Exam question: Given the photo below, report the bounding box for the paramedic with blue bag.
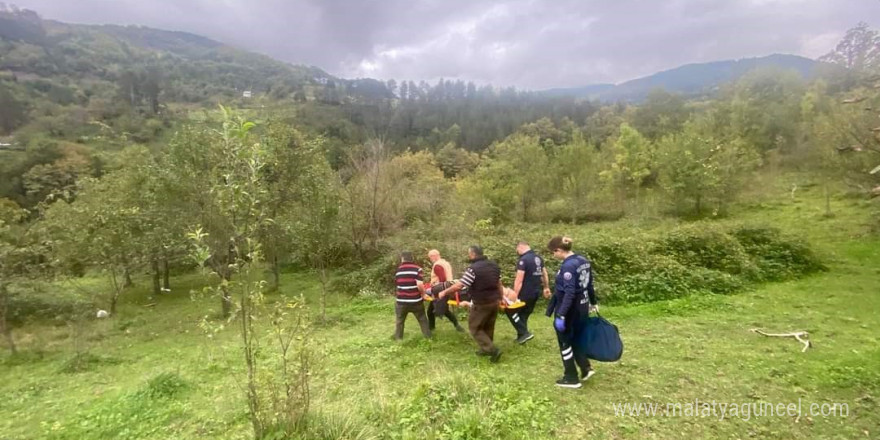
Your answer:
[546,236,598,389]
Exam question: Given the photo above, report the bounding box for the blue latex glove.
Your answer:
[554,316,566,332]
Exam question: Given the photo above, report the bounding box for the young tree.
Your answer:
[0,199,36,354]
[600,123,654,202]
[185,109,311,438]
[42,168,150,315]
[657,117,761,215]
[163,112,249,317]
[474,133,552,222]
[259,123,328,290]
[290,159,342,323]
[436,142,480,178]
[553,130,601,218]
[341,139,399,257]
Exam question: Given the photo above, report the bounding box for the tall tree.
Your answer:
[821,23,880,196]
[819,22,880,71]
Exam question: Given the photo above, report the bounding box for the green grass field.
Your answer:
[1,182,878,440]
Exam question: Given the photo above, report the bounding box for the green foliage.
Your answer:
[330,257,398,296]
[631,89,691,140]
[436,142,480,178]
[59,352,123,374]
[657,116,761,215]
[657,227,759,277]
[342,142,449,256]
[5,284,92,326]
[600,123,654,200]
[721,67,806,155]
[136,372,190,399]
[48,373,192,439]
[471,133,553,222]
[40,152,162,313]
[271,412,376,440]
[548,130,608,222]
[378,379,553,440]
[0,82,28,133]
[571,224,823,304]
[732,226,826,281]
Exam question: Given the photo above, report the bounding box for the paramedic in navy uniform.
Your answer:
[545,236,599,389]
[506,241,550,344]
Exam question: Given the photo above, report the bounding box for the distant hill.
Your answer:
[543,54,820,102]
[0,7,338,109]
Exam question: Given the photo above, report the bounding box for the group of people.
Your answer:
[392,236,599,389]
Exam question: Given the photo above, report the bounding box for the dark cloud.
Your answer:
[12,0,880,89]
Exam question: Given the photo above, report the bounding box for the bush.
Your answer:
[604,254,693,303]
[7,284,92,326]
[732,226,826,281]
[689,267,747,295]
[136,372,189,399]
[330,257,398,296]
[59,352,122,373]
[657,226,759,278]
[342,223,824,306]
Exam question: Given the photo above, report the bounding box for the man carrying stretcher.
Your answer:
[425,250,465,333]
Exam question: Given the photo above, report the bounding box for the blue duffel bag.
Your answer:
[576,313,623,362]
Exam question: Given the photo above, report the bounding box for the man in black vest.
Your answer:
[438,245,503,363]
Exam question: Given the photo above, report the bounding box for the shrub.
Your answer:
[136,372,189,399]
[330,257,398,296]
[732,226,826,281]
[343,223,824,306]
[657,226,758,277]
[59,352,122,373]
[604,254,693,303]
[7,284,92,326]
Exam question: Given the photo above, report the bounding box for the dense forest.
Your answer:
[1,6,879,439]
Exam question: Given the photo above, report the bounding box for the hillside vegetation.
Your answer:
[1,7,879,440]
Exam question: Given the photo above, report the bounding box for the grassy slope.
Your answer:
[1,183,878,440]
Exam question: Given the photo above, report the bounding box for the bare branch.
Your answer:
[751,328,812,352]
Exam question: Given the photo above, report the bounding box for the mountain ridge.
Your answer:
[541,54,821,101]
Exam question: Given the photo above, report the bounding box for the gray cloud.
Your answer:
[11,0,880,89]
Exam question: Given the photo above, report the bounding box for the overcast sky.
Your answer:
[11,0,880,89]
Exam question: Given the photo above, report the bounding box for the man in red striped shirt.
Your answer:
[393,251,432,340]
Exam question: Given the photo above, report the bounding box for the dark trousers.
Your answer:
[468,302,499,354]
[394,301,432,340]
[427,298,463,330]
[555,316,591,380]
[505,296,538,337]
